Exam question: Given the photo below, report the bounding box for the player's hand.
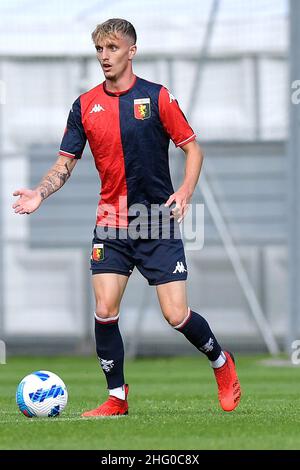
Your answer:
[164,185,192,223]
[12,188,43,215]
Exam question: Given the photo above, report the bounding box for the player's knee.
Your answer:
[163,306,189,328]
[95,302,119,319]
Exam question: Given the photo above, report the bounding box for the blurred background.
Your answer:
[0,0,298,357]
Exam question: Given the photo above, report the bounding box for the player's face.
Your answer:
[95,34,136,81]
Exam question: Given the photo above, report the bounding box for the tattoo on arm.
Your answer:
[38,160,74,200]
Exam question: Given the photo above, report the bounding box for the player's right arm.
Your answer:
[13,96,86,215]
[12,155,77,215]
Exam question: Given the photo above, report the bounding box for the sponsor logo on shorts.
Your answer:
[172,261,187,274]
[92,243,104,261]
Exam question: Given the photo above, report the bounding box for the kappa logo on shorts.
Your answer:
[134,98,151,120]
[172,261,187,274]
[92,243,104,261]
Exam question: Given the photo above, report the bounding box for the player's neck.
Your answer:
[105,71,136,93]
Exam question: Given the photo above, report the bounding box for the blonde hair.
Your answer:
[92,18,137,45]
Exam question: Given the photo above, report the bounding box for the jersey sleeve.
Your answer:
[158,86,196,147]
[58,96,87,159]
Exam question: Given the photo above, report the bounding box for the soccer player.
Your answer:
[12,18,241,417]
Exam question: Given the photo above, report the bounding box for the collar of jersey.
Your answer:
[103,75,138,97]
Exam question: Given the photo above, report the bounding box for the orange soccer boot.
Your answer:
[213,351,241,412]
[81,384,129,417]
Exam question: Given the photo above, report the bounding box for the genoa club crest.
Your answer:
[134,98,151,120]
[92,243,104,261]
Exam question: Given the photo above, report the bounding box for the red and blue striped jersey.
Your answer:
[59,76,196,228]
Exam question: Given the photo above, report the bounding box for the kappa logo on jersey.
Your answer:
[168,90,176,103]
[90,104,105,113]
[172,261,187,274]
[92,243,104,261]
[99,358,114,373]
[134,98,151,120]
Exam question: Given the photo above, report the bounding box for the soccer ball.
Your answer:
[16,370,68,418]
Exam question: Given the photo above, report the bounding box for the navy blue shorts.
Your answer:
[90,221,188,286]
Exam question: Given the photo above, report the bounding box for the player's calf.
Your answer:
[172,308,241,411]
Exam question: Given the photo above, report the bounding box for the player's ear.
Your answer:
[129,44,137,59]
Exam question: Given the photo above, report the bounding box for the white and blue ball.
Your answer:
[16,370,68,418]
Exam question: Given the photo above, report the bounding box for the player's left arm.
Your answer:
[165,140,204,223]
[159,86,203,222]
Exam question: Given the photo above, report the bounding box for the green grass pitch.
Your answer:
[0,355,299,450]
